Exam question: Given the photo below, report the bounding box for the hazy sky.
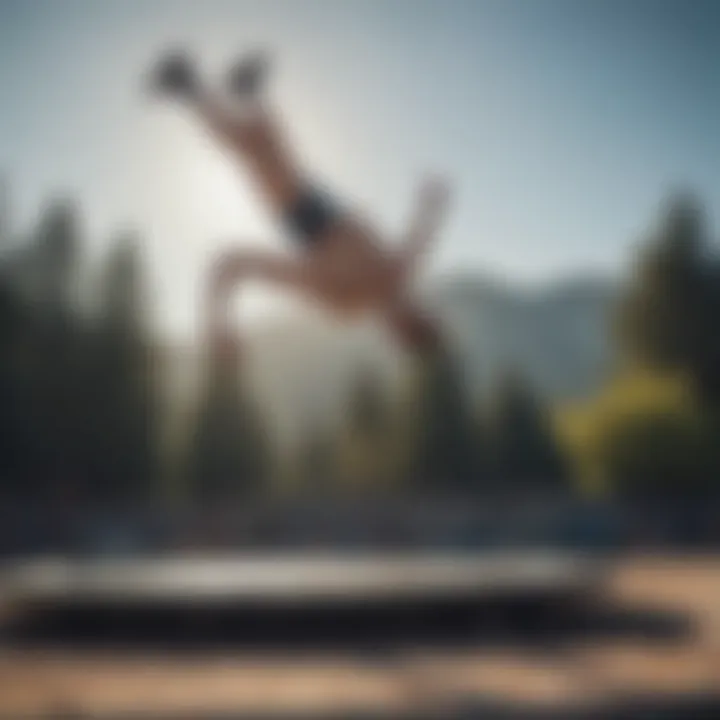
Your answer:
[1,0,720,337]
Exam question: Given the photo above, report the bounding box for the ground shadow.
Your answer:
[28,692,720,720]
[1,592,695,656]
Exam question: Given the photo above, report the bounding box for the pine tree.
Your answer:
[0,279,23,496]
[85,235,159,505]
[295,422,337,495]
[15,198,86,504]
[485,369,566,493]
[615,192,720,404]
[185,349,271,505]
[337,366,396,490]
[402,346,482,494]
[31,198,81,316]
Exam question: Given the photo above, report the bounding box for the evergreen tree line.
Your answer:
[560,193,720,502]
[0,199,158,509]
[2,189,719,510]
[0,193,566,509]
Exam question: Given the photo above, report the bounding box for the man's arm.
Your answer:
[398,175,452,277]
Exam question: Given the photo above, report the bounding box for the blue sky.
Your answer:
[1,0,719,336]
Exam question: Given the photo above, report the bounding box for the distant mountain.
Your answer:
[428,272,617,401]
[158,272,618,448]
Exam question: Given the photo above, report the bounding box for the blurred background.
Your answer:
[1,0,720,717]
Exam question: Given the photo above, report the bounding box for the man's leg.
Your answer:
[148,51,255,153]
[225,51,270,97]
[204,247,319,362]
[204,246,444,362]
[207,247,320,310]
[148,50,301,211]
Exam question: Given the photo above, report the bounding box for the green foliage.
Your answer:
[97,234,147,333]
[485,369,567,491]
[335,366,400,490]
[0,280,24,483]
[615,193,720,406]
[6,182,720,510]
[571,191,720,501]
[0,203,161,507]
[185,355,272,504]
[557,370,719,500]
[295,423,338,493]
[3,201,93,503]
[402,346,483,492]
[348,366,388,438]
[32,199,82,314]
[84,236,159,504]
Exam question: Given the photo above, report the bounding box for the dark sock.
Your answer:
[226,52,269,97]
[149,50,198,98]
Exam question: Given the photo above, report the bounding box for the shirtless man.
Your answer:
[148,50,449,356]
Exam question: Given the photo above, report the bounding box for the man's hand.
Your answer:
[418,174,451,213]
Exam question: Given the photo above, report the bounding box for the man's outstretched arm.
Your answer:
[397,175,452,279]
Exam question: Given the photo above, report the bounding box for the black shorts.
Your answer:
[283,186,340,247]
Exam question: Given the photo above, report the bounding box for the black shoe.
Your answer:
[226,51,269,97]
[147,50,198,98]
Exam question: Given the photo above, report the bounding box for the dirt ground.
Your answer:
[0,555,719,717]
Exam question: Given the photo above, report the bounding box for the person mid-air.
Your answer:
[148,49,450,355]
